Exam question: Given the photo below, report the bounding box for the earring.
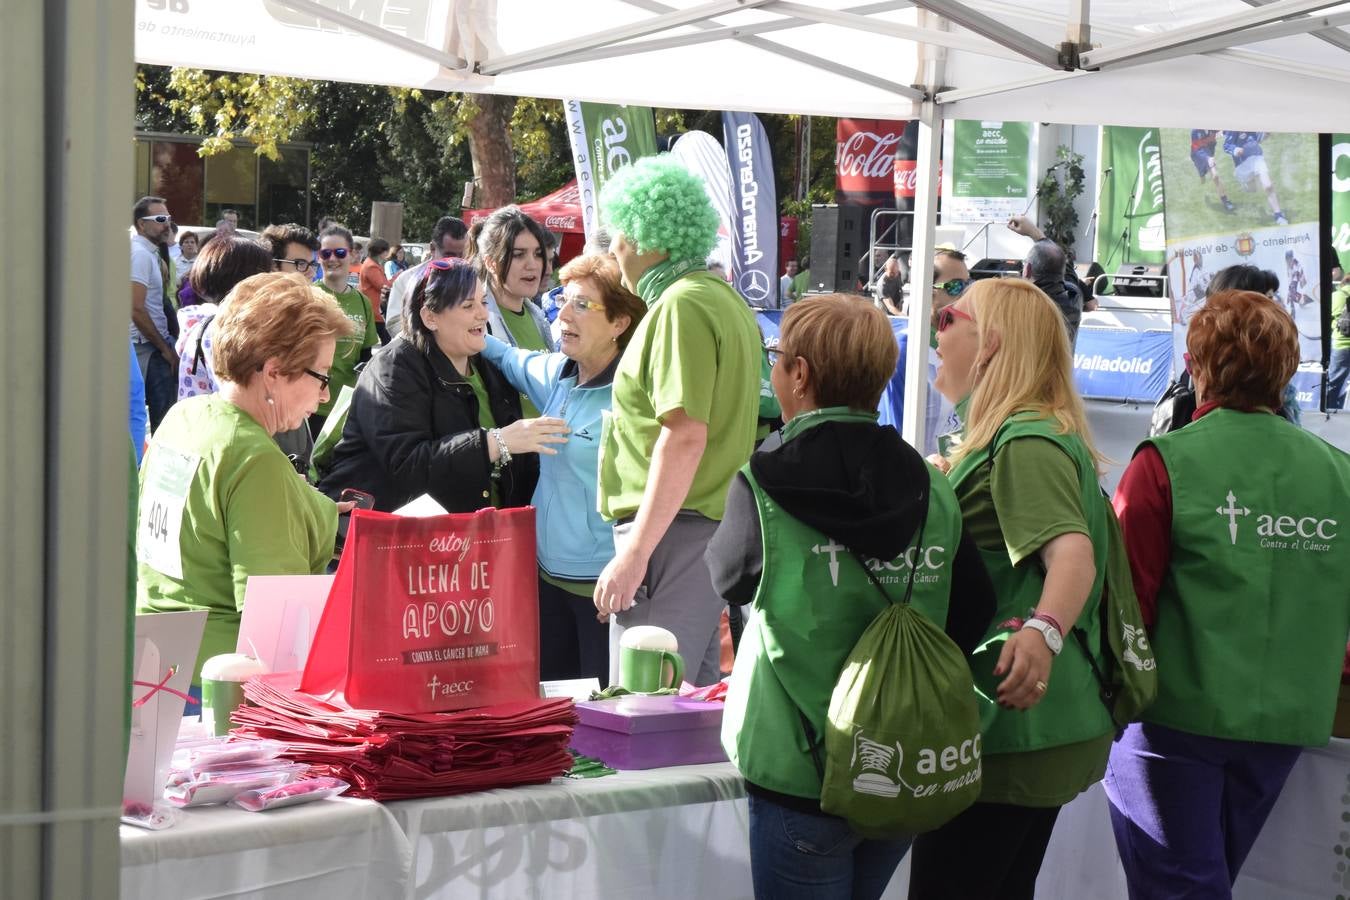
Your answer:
[266,395,275,406]
[793,388,804,399]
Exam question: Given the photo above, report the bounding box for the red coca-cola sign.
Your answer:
[893,159,943,199]
[837,118,909,204]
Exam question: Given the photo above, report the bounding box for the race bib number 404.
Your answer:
[137,449,200,580]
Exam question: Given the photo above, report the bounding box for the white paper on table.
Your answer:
[540,678,601,701]
[124,610,207,811]
[237,574,335,673]
[393,494,450,517]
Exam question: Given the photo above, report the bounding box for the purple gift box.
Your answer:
[571,695,728,770]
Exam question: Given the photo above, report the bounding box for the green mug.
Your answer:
[619,646,685,693]
[201,678,249,737]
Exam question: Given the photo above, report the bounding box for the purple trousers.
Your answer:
[1102,721,1301,900]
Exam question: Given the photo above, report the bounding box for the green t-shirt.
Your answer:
[499,305,547,417]
[599,271,762,522]
[318,283,378,416]
[954,436,1111,806]
[135,395,338,685]
[463,362,499,507]
[540,570,596,599]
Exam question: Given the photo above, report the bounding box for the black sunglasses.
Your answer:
[304,368,331,389]
[319,248,349,260]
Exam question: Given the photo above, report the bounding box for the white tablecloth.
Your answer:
[120,796,410,900]
[121,742,1350,900]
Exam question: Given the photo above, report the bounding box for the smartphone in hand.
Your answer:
[338,488,376,511]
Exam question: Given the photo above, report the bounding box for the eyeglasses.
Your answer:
[939,279,968,297]
[304,368,331,390]
[766,347,786,366]
[561,294,604,314]
[140,214,171,224]
[318,248,349,260]
[276,257,314,274]
[935,305,976,333]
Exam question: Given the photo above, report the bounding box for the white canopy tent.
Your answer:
[134,0,1350,448]
[9,2,1350,895]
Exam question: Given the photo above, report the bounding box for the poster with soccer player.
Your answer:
[1159,129,1321,396]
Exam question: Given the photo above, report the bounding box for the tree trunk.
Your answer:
[467,94,517,207]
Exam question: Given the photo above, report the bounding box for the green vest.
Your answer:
[1145,409,1350,745]
[948,414,1114,754]
[722,408,966,799]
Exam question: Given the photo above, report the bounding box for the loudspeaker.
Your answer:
[1114,263,1165,298]
[809,204,871,293]
[970,258,1022,280]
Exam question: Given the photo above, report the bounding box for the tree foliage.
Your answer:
[134,65,837,257]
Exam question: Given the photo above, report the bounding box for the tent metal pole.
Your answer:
[269,0,468,70]
[1067,0,1090,45]
[909,0,1064,68]
[1082,9,1350,71]
[481,0,776,75]
[1241,0,1350,53]
[902,100,941,452]
[1080,0,1342,69]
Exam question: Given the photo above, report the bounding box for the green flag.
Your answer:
[1331,135,1350,270]
[1096,127,1167,267]
[564,101,658,239]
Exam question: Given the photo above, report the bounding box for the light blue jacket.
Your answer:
[480,335,614,580]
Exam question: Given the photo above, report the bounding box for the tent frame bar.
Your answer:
[270,0,468,70]
[765,1,1032,62]
[494,0,914,72]
[1085,9,1350,71]
[1080,0,1343,69]
[910,0,1065,68]
[615,0,925,105]
[1242,0,1350,52]
[481,0,777,75]
[936,69,1085,104]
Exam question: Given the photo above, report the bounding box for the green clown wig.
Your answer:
[600,154,720,265]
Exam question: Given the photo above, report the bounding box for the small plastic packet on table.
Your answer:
[230,777,350,812]
[165,763,309,808]
[171,737,286,774]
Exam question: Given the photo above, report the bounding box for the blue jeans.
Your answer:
[1328,347,1350,410]
[134,341,178,433]
[748,793,911,900]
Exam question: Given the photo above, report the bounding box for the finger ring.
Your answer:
[1034,680,1048,693]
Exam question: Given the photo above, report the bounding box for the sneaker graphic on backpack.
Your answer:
[1122,624,1157,672]
[850,731,906,798]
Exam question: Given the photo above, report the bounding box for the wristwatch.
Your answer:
[1021,617,1063,655]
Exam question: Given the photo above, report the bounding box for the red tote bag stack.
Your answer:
[229,507,576,799]
[302,506,540,713]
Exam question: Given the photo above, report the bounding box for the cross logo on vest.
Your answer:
[1216,489,1338,552]
[1216,490,1250,545]
[811,540,845,586]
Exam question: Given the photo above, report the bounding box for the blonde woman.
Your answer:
[908,278,1115,900]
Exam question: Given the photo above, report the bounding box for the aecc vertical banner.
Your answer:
[564,101,658,239]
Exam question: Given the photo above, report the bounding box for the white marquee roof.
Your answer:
[135,0,1350,130]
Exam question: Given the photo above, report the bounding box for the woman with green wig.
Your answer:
[592,154,763,686]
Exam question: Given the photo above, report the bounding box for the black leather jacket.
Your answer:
[317,337,538,513]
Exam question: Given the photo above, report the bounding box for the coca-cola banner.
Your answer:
[836,119,929,205]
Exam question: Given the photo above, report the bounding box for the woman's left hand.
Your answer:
[993,628,1054,710]
[336,500,358,515]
